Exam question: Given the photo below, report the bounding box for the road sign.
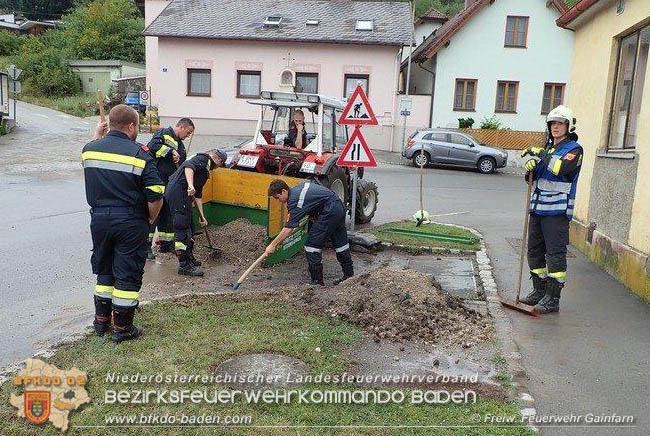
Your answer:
[139,90,150,106]
[339,84,377,126]
[10,81,21,94]
[337,126,377,167]
[400,97,412,111]
[400,109,410,116]
[7,64,22,81]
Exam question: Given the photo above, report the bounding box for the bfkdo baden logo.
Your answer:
[25,391,51,424]
[10,358,90,432]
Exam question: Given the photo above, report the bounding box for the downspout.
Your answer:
[389,49,401,153]
[416,60,435,128]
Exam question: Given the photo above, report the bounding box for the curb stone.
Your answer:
[428,221,539,432]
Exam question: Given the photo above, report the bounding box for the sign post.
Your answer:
[337,84,378,231]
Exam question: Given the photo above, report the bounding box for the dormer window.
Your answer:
[356,20,374,31]
[264,16,282,27]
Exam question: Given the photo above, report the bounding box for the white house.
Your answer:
[402,0,575,132]
[143,0,412,151]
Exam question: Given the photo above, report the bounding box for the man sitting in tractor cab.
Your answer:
[284,109,308,149]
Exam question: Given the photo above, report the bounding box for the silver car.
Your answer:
[402,129,508,174]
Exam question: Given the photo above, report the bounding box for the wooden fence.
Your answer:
[455,128,546,150]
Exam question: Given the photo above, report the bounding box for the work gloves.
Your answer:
[524,159,538,172]
[521,147,544,158]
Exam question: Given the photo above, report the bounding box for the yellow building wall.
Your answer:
[568,0,650,253]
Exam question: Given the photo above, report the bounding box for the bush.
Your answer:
[480,115,503,130]
[0,30,24,56]
[12,48,81,97]
[458,117,474,128]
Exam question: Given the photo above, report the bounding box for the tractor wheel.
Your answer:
[319,165,348,204]
[354,179,378,224]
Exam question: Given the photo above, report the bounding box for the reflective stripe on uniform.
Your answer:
[548,156,562,175]
[335,243,350,253]
[94,284,114,295]
[146,185,165,194]
[532,203,567,212]
[548,271,567,283]
[82,159,144,175]
[148,233,154,242]
[175,241,187,250]
[531,267,548,278]
[82,151,146,167]
[163,134,179,149]
[537,192,568,203]
[112,289,139,300]
[159,232,175,241]
[112,297,138,307]
[536,178,572,194]
[155,145,171,158]
[304,245,321,253]
[297,182,310,208]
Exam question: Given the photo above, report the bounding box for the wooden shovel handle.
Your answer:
[96,90,106,123]
[516,173,534,303]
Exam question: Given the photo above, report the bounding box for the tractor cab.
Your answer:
[230,90,378,225]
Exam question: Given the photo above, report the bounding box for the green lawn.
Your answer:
[19,94,96,118]
[371,221,480,252]
[0,297,530,435]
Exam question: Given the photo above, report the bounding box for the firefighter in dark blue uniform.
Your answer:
[266,180,354,285]
[146,119,194,258]
[519,105,583,314]
[166,149,227,276]
[82,105,164,343]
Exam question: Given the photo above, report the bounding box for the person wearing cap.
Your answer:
[518,105,583,314]
[165,149,227,276]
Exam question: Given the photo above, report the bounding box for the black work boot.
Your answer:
[159,241,174,253]
[147,245,156,261]
[333,252,354,285]
[534,278,563,314]
[112,305,142,343]
[519,274,547,305]
[187,241,202,267]
[309,265,324,286]
[93,295,112,336]
[176,250,204,277]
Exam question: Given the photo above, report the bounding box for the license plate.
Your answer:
[300,162,316,173]
[237,155,259,168]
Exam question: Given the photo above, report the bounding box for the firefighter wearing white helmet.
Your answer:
[518,105,583,314]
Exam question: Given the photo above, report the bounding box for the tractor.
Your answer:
[227,91,379,224]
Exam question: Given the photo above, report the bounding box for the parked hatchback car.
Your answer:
[402,129,508,174]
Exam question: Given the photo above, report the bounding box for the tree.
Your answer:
[0,0,75,20]
[61,0,145,64]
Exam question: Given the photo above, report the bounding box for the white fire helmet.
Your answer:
[547,105,576,134]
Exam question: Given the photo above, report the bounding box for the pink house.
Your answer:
[144,0,412,151]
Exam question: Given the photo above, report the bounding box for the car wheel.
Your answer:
[477,156,496,174]
[412,151,431,168]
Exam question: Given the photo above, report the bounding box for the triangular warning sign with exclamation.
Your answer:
[338,84,378,126]
[337,126,377,167]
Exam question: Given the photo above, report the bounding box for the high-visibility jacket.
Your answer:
[148,126,186,184]
[530,140,582,219]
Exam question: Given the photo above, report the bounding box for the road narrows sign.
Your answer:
[338,84,378,126]
[337,126,377,167]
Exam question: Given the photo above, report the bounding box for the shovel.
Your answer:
[500,173,538,316]
[192,196,223,261]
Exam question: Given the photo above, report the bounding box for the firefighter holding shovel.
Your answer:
[519,105,583,314]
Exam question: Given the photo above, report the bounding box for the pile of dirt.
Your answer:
[194,219,267,267]
[272,269,493,346]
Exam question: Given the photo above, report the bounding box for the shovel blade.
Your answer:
[500,299,538,316]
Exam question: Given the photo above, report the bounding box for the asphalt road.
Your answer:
[1,102,649,435]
